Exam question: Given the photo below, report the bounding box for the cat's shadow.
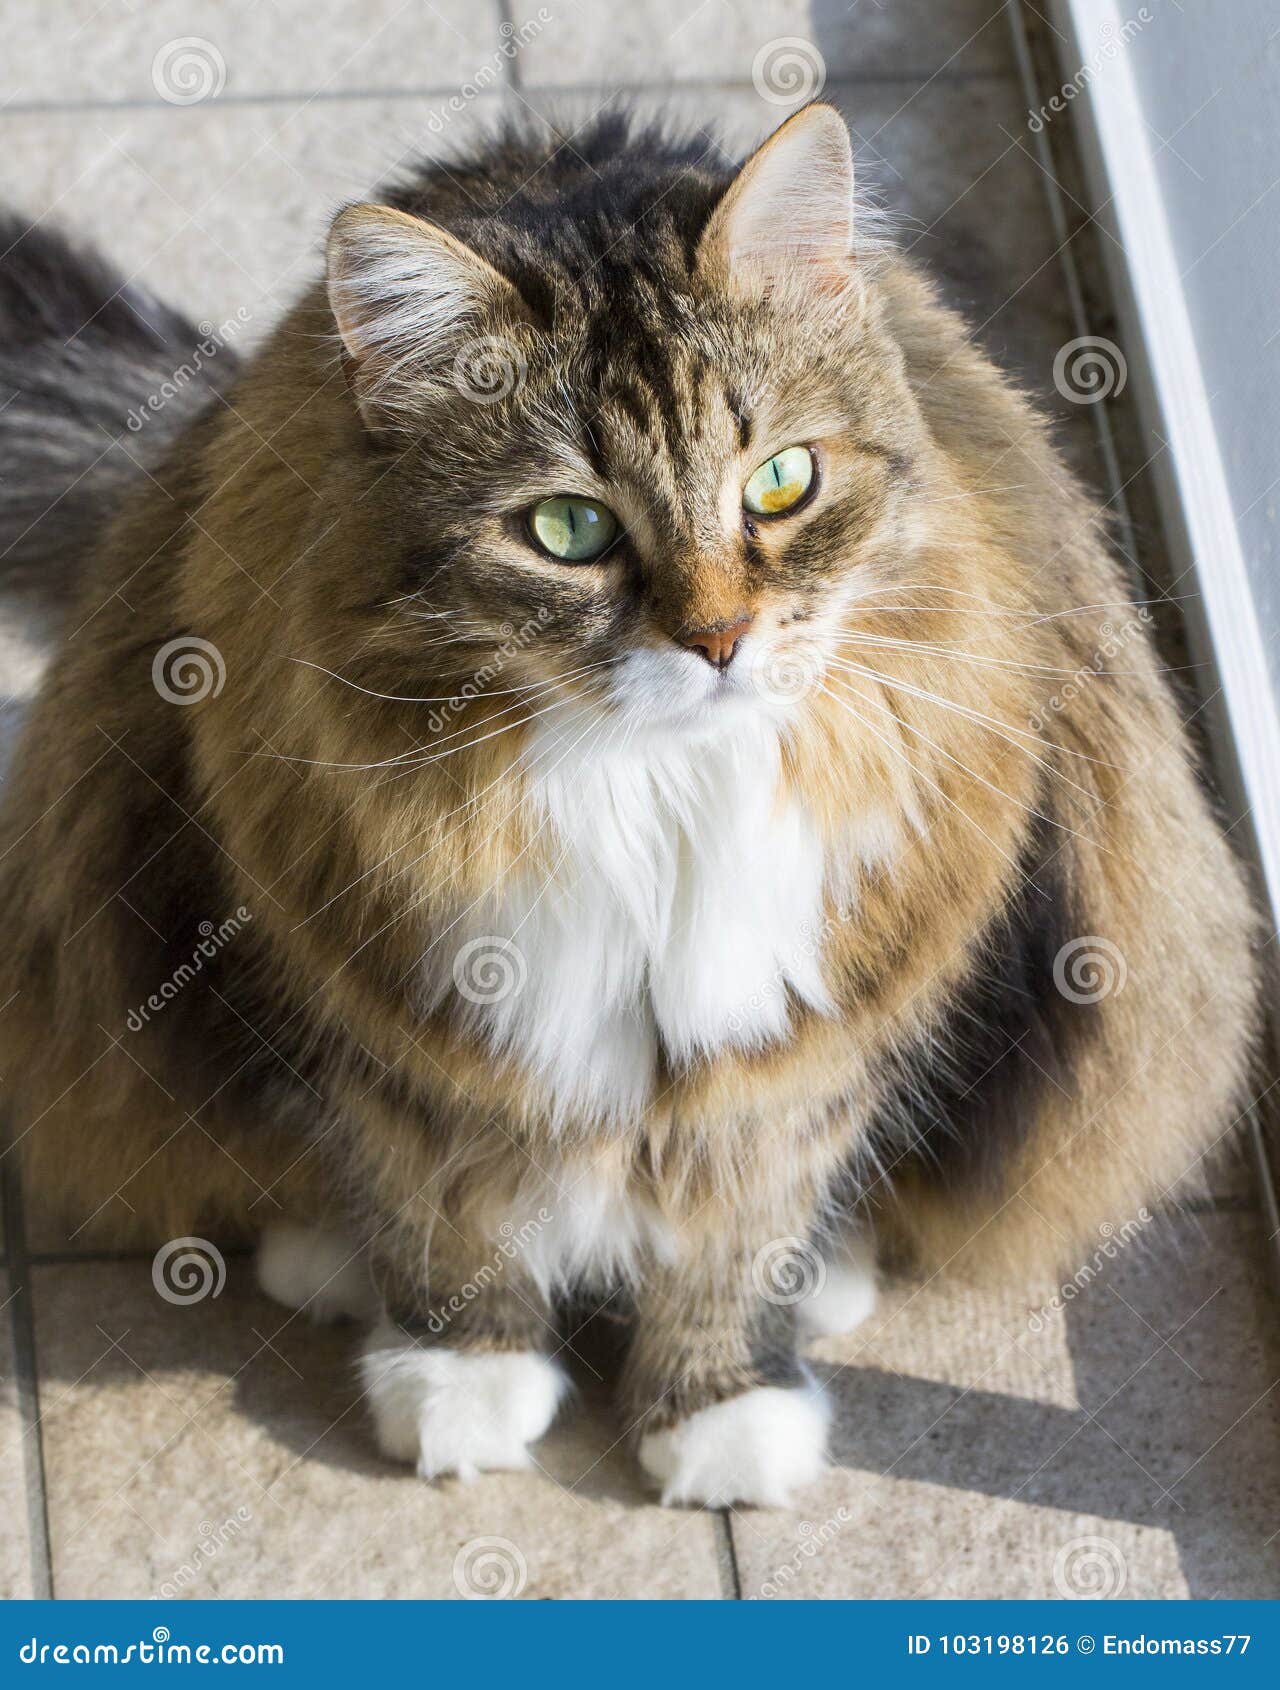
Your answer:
[814,1217,1279,1599]
[50,1226,1276,1594]
[220,1276,652,1507]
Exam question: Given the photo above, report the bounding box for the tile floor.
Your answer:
[1,0,1277,1600]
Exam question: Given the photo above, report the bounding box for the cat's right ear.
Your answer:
[696,104,856,301]
[326,203,529,430]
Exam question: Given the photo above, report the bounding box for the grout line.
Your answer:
[1004,0,1139,567]
[0,68,1015,123]
[1,1156,54,1600]
[25,1245,252,1268]
[495,0,521,92]
[0,84,494,119]
[711,1509,742,1600]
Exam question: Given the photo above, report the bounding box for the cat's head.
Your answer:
[322,105,924,750]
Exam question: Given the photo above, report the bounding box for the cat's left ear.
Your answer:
[696,104,855,298]
[326,203,530,429]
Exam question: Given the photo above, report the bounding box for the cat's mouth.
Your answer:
[597,633,824,739]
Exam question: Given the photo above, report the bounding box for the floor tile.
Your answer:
[0,92,507,340]
[731,1214,1280,1598]
[517,0,1015,90]
[0,1271,36,1598]
[3,1,500,108]
[33,1260,722,1598]
[0,73,1072,401]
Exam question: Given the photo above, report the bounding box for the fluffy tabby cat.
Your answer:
[0,106,1258,1506]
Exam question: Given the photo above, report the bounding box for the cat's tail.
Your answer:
[0,211,240,621]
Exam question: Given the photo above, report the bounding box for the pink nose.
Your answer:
[677,616,754,670]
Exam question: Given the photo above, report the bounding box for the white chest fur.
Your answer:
[431,713,831,1126]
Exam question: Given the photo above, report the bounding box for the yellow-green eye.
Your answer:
[743,446,815,517]
[529,496,619,562]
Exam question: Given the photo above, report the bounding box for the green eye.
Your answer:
[529,496,619,562]
[743,446,815,517]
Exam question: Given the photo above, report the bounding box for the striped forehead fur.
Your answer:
[326,109,895,420]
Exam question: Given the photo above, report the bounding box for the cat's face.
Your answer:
[327,107,920,748]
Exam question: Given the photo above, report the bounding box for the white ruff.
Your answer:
[433,701,833,1126]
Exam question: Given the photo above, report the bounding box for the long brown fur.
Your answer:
[0,106,1258,1463]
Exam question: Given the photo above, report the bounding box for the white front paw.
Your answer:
[360,1327,567,1480]
[638,1382,830,1508]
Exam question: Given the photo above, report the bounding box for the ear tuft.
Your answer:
[697,105,855,298]
[326,204,528,428]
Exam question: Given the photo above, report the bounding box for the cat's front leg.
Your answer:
[359,1233,567,1482]
[623,1236,831,1508]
